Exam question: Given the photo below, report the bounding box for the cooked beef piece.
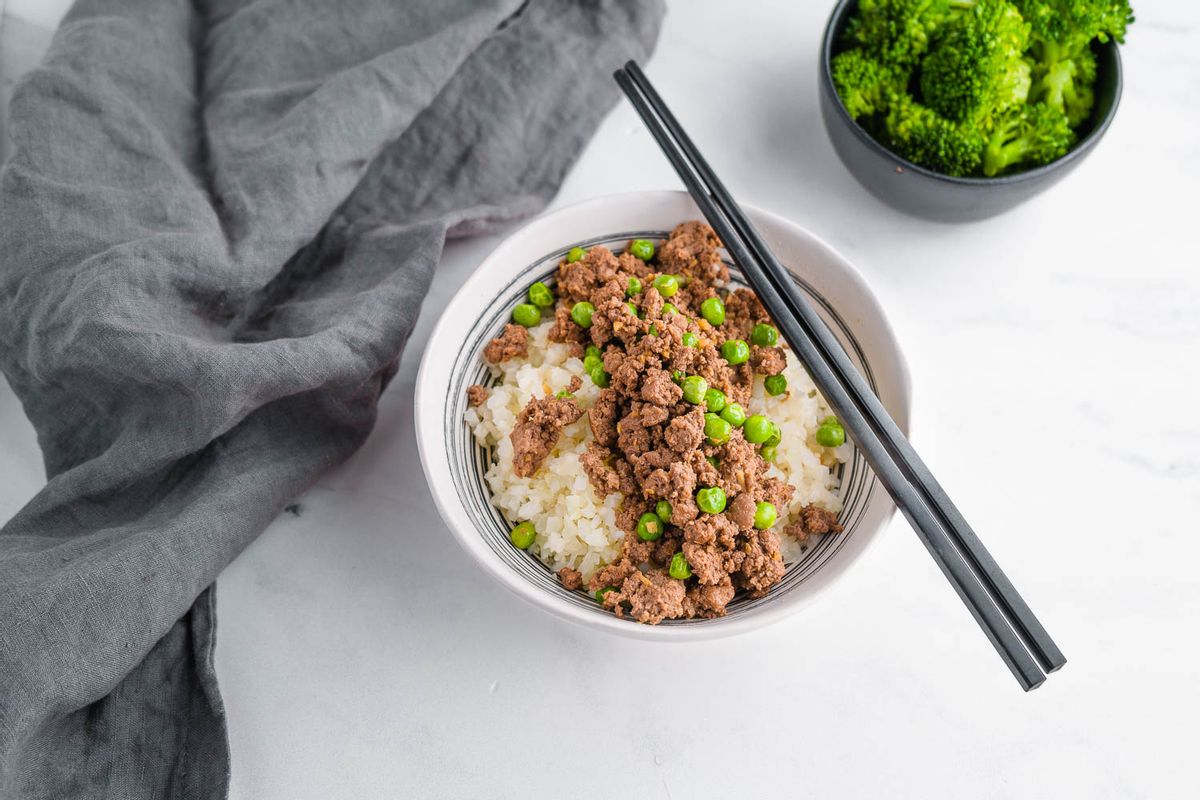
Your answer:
[664,408,706,453]
[558,567,584,591]
[620,570,688,624]
[728,492,757,529]
[510,382,584,478]
[580,443,622,495]
[722,288,769,341]
[658,221,729,286]
[750,346,787,377]
[589,389,620,447]
[484,323,528,364]
[548,304,589,350]
[784,505,843,546]
[737,529,786,595]
[466,384,490,407]
[640,367,683,406]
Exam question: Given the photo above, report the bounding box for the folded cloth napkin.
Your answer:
[0,1,663,796]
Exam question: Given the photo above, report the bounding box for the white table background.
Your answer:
[2,1,1198,797]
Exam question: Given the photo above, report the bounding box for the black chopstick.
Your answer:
[614,62,1064,689]
[617,61,1067,680]
[619,62,1067,677]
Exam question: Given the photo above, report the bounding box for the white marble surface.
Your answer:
[2,1,1198,797]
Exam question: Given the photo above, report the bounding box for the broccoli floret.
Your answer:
[919,0,1032,123]
[831,50,903,119]
[1034,47,1096,125]
[1016,1,1132,115]
[849,0,980,69]
[885,93,987,176]
[982,103,1075,176]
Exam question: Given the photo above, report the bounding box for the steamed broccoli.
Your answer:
[1015,1,1129,123]
[831,50,903,118]
[919,0,1032,122]
[848,0,980,69]
[831,0,1133,177]
[885,93,987,176]
[982,103,1075,176]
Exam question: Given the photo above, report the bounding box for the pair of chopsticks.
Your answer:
[614,61,1065,690]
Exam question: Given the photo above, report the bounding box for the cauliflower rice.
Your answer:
[465,321,849,582]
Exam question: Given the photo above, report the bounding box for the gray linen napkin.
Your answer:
[0,1,664,797]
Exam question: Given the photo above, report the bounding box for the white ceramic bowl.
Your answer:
[415,190,911,640]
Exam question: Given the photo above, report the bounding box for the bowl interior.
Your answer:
[416,191,910,638]
[446,235,880,626]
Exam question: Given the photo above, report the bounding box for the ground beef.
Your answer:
[640,367,683,406]
[664,408,706,453]
[580,443,621,495]
[466,384,489,407]
[784,505,844,546]
[510,382,584,478]
[620,570,688,624]
[558,567,583,591]
[483,323,528,364]
[728,492,757,529]
[750,346,787,377]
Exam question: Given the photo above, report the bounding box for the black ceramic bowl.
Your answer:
[818,0,1123,222]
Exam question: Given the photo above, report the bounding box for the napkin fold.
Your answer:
[0,1,663,796]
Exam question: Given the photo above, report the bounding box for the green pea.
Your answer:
[630,239,656,261]
[764,374,787,396]
[682,331,699,348]
[696,486,727,514]
[589,364,611,388]
[652,273,679,298]
[571,301,594,328]
[510,521,536,550]
[555,389,574,399]
[626,301,639,317]
[671,370,684,384]
[764,422,782,447]
[655,500,672,523]
[512,303,541,327]
[595,586,617,602]
[637,511,663,541]
[528,282,555,308]
[700,296,725,326]
[626,277,643,296]
[647,324,658,337]
[681,375,709,405]
[662,302,678,316]
[750,323,779,347]
[704,413,732,444]
[815,421,845,448]
[566,246,586,263]
[720,402,746,427]
[705,456,719,468]
[721,339,750,365]
[744,415,772,444]
[760,444,777,463]
[704,388,727,413]
[585,344,601,360]
[669,552,692,580]
[754,502,777,530]
[583,353,603,372]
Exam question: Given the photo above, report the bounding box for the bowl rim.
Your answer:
[414,189,912,640]
[819,0,1124,186]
